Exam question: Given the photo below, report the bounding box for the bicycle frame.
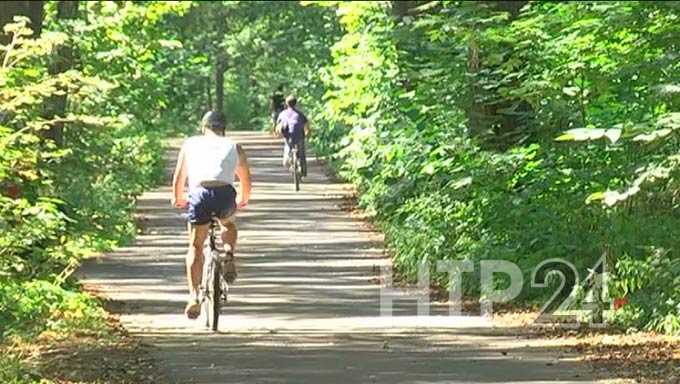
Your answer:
[208,219,218,252]
[200,218,227,331]
[285,137,302,191]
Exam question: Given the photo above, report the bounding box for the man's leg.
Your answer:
[282,141,290,168]
[272,113,279,134]
[218,217,238,284]
[218,218,237,253]
[185,222,209,319]
[299,139,307,177]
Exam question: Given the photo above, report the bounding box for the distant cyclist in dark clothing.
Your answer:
[270,85,285,126]
[276,95,310,177]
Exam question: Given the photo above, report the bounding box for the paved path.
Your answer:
[79,132,610,383]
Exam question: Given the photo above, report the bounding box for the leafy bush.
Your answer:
[0,351,42,384]
[0,280,107,341]
[304,1,680,334]
[0,3,189,348]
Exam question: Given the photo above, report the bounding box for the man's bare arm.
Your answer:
[234,144,251,206]
[171,147,188,207]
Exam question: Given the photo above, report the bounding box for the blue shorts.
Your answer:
[187,185,237,225]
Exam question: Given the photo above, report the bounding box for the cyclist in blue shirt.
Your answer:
[275,95,310,177]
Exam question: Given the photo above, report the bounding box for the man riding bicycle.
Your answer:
[171,111,252,319]
[270,85,285,126]
[275,95,311,177]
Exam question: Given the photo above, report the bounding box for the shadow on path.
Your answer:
[79,132,606,383]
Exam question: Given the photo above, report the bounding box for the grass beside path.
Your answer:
[0,296,162,384]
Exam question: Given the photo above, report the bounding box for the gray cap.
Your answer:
[201,110,226,130]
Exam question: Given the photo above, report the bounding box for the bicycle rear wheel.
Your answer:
[202,257,211,328]
[208,260,221,331]
[293,151,300,192]
[203,254,221,331]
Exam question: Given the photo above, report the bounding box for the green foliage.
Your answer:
[0,279,107,341]
[0,351,43,384]
[0,1,189,354]
[0,279,105,384]
[167,1,340,130]
[611,249,680,334]
[0,197,69,280]
[2,3,678,364]
[300,1,679,334]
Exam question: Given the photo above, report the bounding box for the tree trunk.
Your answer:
[391,1,418,19]
[210,3,228,114]
[466,34,488,138]
[466,1,530,144]
[206,77,213,111]
[214,59,225,113]
[492,1,528,18]
[27,1,43,36]
[0,1,44,44]
[44,1,79,145]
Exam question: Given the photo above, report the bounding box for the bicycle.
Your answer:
[286,137,302,192]
[199,217,230,331]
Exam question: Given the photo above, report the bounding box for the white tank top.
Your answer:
[182,135,239,189]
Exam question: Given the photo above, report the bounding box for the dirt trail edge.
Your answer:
[78,132,618,384]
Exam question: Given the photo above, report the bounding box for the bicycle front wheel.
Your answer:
[293,153,300,192]
[208,260,221,331]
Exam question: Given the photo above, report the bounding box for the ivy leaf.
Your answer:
[562,86,580,97]
[556,128,621,143]
[422,163,436,175]
[450,176,472,190]
[604,129,621,143]
[158,39,183,49]
[633,129,672,142]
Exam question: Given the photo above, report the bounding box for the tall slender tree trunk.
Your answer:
[466,1,529,143]
[44,1,79,145]
[26,1,43,36]
[391,1,420,19]
[492,1,528,17]
[0,1,44,43]
[206,77,213,111]
[214,59,225,113]
[466,34,487,138]
[211,3,228,114]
